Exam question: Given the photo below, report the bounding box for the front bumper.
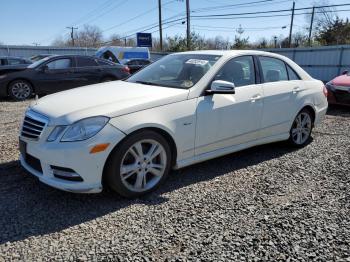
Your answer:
[20,123,126,193]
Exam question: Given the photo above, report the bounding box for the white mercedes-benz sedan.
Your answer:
[19,50,328,197]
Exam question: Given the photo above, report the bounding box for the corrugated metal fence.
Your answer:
[0,45,97,57]
[1,44,350,82]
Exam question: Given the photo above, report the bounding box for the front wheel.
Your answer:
[288,108,313,147]
[8,80,33,101]
[104,130,172,198]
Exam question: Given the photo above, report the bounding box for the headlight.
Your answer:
[47,126,67,142]
[61,116,109,142]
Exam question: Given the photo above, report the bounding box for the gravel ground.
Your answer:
[0,99,349,261]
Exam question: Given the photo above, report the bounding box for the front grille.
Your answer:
[21,111,48,140]
[26,153,43,173]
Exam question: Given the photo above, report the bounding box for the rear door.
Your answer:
[36,57,76,94]
[258,56,302,138]
[74,57,101,86]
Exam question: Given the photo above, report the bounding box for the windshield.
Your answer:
[27,56,52,68]
[127,54,221,89]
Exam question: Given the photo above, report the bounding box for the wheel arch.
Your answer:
[102,126,178,186]
[299,104,316,125]
[7,78,36,95]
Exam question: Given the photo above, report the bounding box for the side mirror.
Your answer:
[206,80,235,95]
[342,70,348,75]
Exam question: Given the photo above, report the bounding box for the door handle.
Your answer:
[292,86,302,93]
[250,94,262,102]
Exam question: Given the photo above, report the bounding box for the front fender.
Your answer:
[109,99,198,162]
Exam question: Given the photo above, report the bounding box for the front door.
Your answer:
[36,58,76,94]
[195,56,264,155]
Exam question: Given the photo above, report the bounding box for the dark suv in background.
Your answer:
[0,55,130,100]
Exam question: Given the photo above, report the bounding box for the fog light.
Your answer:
[51,166,83,181]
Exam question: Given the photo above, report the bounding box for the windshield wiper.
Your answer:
[135,81,159,86]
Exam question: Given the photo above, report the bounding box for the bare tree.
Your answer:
[109,34,126,46]
[51,36,68,47]
[308,0,337,31]
[52,25,103,47]
[75,25,103,48]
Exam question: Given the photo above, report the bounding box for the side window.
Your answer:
[97,59,114,66]
[214,56,255,87]
[287,65,300,80]
[76,57,98,67]
[46,59,71,70]
[127,60,138,66]
[259,56,288,83]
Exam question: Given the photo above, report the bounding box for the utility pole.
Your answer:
[274,36,277,48]
[124,38,127,46]
[186,0,190,50]
[308,6,315,47]
[158,0,163,51]
[288,1,295,48]
[66,26,78,47]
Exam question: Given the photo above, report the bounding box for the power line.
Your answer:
[69,0,116,27]
[76,0,127,27]
[191,3,350,18]
[38,0,116,45]
[191,8,350,20]
[99,17,186,46]
[102,0,177,33]
[192,0,289,13]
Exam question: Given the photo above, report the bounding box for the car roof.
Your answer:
[176,49,287,58]
[46,55,99,59]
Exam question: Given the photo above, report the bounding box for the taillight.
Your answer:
[323,85,328,97]
[122,66,130,74]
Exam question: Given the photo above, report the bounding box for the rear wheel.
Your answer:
[8,80,33,101]
[288,108,313,147]
[104,130,172,198]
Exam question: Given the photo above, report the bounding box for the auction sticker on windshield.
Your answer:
[185,59,209,65]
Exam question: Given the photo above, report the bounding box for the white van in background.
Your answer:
[96,46,150,64]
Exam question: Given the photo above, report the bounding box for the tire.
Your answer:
[104,130,172,198]
[8,80,33,101]
[288,108,314,147]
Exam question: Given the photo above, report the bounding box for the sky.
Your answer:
[1,0,350,46]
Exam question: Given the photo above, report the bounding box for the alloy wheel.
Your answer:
[291,112,312,145]
[119,139,167,193]
[11,81,31,100]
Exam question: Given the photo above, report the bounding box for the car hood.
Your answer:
[332,74,350,87]
[30,81,189,126]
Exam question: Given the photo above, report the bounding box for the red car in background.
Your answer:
[326,70,350,106]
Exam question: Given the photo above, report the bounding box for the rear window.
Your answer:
[97,59,116,66]
[287,65,301,80]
